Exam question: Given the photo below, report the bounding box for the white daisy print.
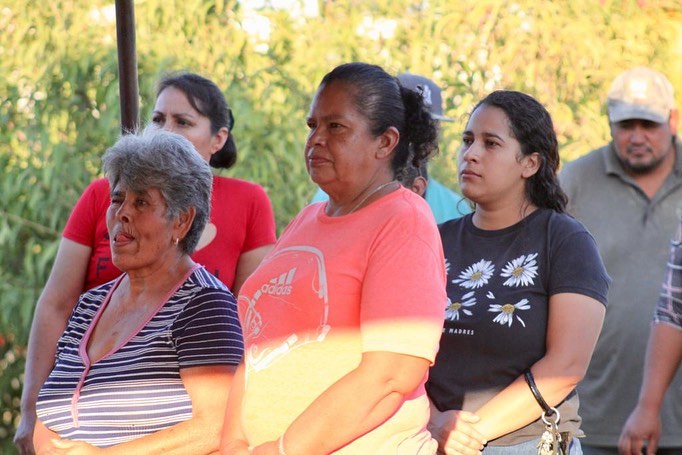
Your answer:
[488,298,530,327]
[500,253,538,287]
[444,258,451,275]
[453,260,495,289]
[445,291,476,321]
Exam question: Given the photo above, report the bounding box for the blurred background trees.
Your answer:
[1,0,681,450]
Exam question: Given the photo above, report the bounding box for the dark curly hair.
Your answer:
[471,90,567,212]
[156,72,237,169]
[319,62,439,176]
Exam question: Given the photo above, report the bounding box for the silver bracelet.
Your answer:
[278,433,288,455]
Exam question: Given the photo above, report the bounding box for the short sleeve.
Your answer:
[172,288,244,367]
[62,178,110,247]
[242,184,277,253]
[653,232,682,330]
[548,219,610,306]
[360,200,447,363]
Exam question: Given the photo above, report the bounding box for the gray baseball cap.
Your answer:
[607,67,675,124]
[398,72,453,122]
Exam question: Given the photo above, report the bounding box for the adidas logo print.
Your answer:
[260,267,296,296]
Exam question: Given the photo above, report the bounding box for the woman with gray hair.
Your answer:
[33,130,243,454]
[17,73,274,455]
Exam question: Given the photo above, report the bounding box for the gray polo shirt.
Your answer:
[559,139,682,447]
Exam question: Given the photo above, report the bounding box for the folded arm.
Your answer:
[223,352,430,455]
[473,293,604,440]
[35,365,236,455]
[430,292,605,453]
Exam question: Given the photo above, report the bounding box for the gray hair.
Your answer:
[102,129,213,254]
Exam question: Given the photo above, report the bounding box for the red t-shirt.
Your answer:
[63,176,276,291]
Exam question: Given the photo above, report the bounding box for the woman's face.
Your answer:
[151,86,226,163]
[458,105,536,207]
[107,183,181,275]
[305,81,387,193]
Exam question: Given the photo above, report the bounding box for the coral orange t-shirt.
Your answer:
[238,187,446,454]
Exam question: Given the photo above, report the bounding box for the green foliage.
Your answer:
[1,0,681,451]
[0,335,25,454]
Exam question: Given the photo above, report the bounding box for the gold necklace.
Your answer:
[348,180,398,214]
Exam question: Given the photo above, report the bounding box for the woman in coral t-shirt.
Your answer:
[220,62,446,455]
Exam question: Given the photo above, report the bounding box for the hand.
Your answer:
[36,439,103,455]
[428,409,486,455]
[618,405,660,455]
[219,439,251,455]
[13,411,37,455]
[250,440,279,455]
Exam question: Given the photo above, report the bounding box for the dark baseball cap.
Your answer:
[398,72,454,122]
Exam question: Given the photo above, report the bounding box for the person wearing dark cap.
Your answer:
[560,67,682,455]
[310,72,471,223]
[397,72,453,122]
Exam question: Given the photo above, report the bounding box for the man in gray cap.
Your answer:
[310,72,470,223]
[560,67,682,455]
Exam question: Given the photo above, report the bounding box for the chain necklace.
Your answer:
[348,180,398,214]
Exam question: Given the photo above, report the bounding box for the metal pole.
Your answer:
[115,0,139,134]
